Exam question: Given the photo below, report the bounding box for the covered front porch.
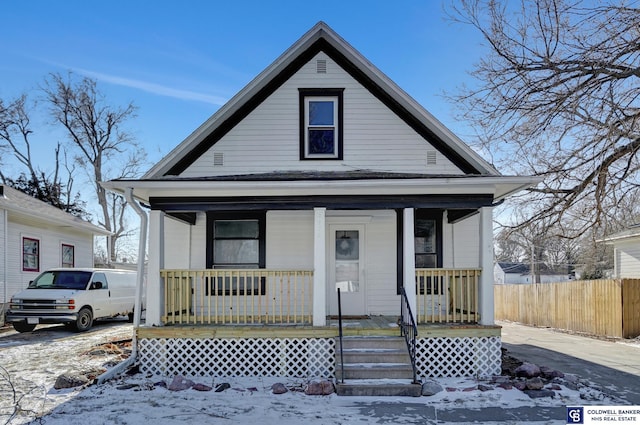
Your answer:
[157,267,483,326]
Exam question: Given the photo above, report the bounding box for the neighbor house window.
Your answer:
[22,237,40,272]
[62,244,75,267]
[206,212,266,295]
[299,88,344,160]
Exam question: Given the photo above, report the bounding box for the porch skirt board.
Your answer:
[137,336,502,379]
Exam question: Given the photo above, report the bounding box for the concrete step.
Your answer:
[338,336,406,350]
[339,348,411,364]
[336,363,415,380]
[335,380,422,397]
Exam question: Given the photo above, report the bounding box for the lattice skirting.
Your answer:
[138,338,336,378]
[415,336,502,379]
[138,336,501,379]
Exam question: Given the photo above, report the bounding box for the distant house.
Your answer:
[494,262,572,284]
[602,225,640,278]
[0,184,111,311]
[102,22,539,382]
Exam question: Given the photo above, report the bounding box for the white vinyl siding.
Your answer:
[3,215,95,303]
[614,239,640,278]
[183,52,461,177]
[447,214,480,269]
[164,216,192,269]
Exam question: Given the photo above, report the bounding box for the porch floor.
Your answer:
[138,315,500,339]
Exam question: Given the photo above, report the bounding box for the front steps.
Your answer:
[334,336,421,397]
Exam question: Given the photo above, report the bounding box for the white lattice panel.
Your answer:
[139,338,335,378]
[415,336,501,378]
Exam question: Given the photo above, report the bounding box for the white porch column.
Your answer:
[479,206,494,325]
[146,210,165,326]
[403,208,417,316]
[313,207,327,326]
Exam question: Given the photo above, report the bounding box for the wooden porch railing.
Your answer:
[161,269,314,325]
[415,268,480,324]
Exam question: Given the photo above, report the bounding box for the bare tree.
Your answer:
[42,72,145,262]
[448,0,640,237]
[0,94,87,218]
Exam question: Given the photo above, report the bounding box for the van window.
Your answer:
[29,271,92,290]
[92,273,108,289]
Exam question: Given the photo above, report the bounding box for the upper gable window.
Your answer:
[299,88,344,160]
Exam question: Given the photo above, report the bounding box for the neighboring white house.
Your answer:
[602,225,640,278]
[102,22,539,381]
[0,184,112,310]
[494,262,572,284]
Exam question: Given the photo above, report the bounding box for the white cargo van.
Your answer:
[6,268,140,333]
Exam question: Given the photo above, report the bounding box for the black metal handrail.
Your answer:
[337,288,345,384]
[400,287,419,383]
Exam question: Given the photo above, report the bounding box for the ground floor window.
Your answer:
[206,211,266,295]
[62,244,75,267]
[414,210,443,295]
[22,237,40,272]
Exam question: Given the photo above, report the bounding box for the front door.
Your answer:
[327,224,366,317]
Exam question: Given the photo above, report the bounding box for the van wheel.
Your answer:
[74,308,93,332]
[13,322,36,333]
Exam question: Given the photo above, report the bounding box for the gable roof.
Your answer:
[0,185,111,236]
[144,21,500,178]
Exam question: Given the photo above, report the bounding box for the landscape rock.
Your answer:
[305,380,334,395]
[540,366,564,379]
[215,383,231,392]
[478,384,493,392]
[192,383,212,391]
[524,389,555,399]
[54,373,90,389]
[514,363,541,378]
[513,381,527,391]
[168,375,194,391]
[497,382,513,390]
[272,383,288,394]
[525,377,545,390]
[421,381,444,396]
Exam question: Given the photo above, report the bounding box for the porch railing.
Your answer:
[161,269,314,325]
[415,268,481,324]
[400,287,418,383]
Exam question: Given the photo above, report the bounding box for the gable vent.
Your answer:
[213,152,224,166]
[426,151,437,165]
[316,59,327,73]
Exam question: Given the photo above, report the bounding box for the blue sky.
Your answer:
[1,0,485,173]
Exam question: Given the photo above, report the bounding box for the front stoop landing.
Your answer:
[334,336,421,397]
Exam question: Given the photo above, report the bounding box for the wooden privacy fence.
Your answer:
[494,279,640,338]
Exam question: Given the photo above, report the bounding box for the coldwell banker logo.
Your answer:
[567,407,584,424]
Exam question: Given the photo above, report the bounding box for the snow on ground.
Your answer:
[0,322,636,425]
[0,321,132,425]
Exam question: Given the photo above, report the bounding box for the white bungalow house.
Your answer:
[602,225,640,278]
[0,184,111,316]
[102,22,539,388]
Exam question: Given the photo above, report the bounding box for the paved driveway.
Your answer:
[500,320,640,404]
[0,320,133,424]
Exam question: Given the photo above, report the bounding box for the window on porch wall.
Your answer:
[414,210,443,295]
[206,211,266,296]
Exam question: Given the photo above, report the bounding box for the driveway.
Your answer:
[500,320,640,404]
[0,320,133,424]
